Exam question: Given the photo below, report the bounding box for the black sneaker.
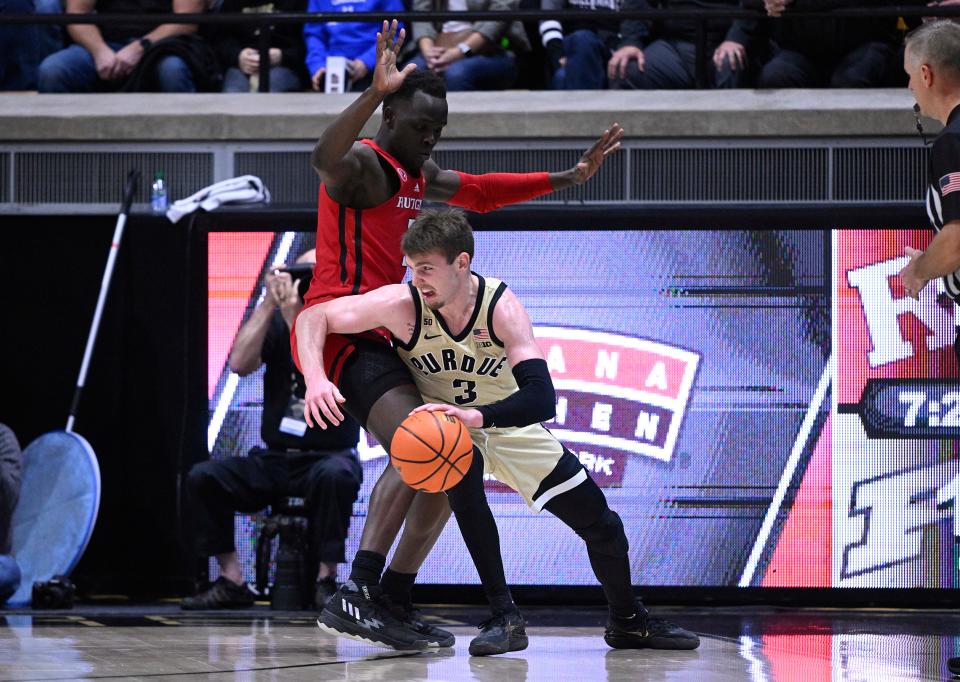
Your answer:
[315,577,337,610]
[317,580,429,651]
[386,601,456,648]
[949,657,960,676]
[604,605,700,650]
[468,608,529,656]
[181,577,255,610]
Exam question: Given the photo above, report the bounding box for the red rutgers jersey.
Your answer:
[304,139,425,306]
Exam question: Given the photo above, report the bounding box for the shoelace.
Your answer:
[477,614,504,631]
[478,612,519,632]
[646,617,681,634]
[369,592,407,626]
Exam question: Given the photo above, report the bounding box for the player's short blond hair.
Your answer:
[402,207,474,264]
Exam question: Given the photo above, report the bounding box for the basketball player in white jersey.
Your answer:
[304,207,700,656]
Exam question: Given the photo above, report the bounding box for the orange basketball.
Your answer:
[389,411,474,493]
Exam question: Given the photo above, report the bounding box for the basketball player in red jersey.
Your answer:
[293,20,623,651]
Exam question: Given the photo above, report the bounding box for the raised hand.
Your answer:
[569,123,624,185]
[372,19,417,96]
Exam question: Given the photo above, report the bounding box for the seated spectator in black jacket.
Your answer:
[0,423,22,605]
[216,0,308,92]
[37,0,204,93]
[182,250,362,610]
[608,0,753,90]
[734,0,905,87]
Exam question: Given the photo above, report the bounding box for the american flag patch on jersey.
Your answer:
[940,172,960,196]
[473,328,489,340]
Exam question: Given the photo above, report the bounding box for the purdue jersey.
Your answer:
[395,274,512,407]
[925,105,960,300]
[395,275,587,510]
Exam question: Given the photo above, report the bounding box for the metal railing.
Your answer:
[1,6,957,91]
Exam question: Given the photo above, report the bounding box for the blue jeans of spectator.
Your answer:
[222,66,303,92]
[552,29,611,90]
[758,41,894,88]
[0,0,40,90]
[610,38,742,90]
[34,0,63,64]
[0,555,20,604]
[38,40,196,93]
[410,52,516,91]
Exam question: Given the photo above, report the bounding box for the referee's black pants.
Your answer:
[186,448,362,568]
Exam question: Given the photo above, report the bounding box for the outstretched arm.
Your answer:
[310,20,416,193]
[423,124,624,210]
[297,284,414,428]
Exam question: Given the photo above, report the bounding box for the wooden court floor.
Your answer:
[1,605,958,681]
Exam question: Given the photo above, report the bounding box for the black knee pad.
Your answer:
[575,509,628,559]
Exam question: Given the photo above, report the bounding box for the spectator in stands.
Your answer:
[0,0,41,90]
[603,0,752,90]
[0,423,22,605]
[0,0,65,90]
[304,0,405,93]
[216,0,308,92]
[182,249,362,610]
[538,0,637,90]
[732,0,903,87]
[37,0,205,92]
[411,0,531,91]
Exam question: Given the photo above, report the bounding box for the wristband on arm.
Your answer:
[449,171,553,213]
[476,358,556,429]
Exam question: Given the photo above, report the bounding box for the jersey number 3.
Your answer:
[453,379,477,405]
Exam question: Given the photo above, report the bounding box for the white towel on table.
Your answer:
[165,175,271,223]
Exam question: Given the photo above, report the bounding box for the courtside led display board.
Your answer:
[205,220,959,588]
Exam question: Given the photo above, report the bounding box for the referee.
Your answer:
[898,22,960,677]
[898,20,960,366]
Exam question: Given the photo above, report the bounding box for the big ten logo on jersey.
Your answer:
[533,327,700,487]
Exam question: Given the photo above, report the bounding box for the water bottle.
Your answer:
[150,171,168,214]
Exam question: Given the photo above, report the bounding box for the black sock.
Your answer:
[611,599,647,622]
[349,550,386,587]
[490,593,517,616]
[447,451,515,615]
[380,568,417,607]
